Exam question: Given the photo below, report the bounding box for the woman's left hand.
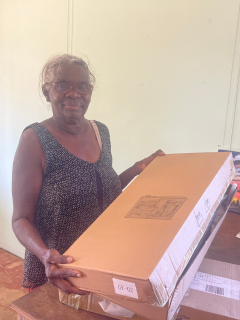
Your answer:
[134,149,165,174]
[119,149,165,190]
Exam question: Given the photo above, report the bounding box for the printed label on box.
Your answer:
[112,278,138,299]
[190,271,240,301]
[125,196,187,220]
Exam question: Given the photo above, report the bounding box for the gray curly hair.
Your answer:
[40,54,95,94]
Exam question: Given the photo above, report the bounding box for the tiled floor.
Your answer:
[0,249,28,320]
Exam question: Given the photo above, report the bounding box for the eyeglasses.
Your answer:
[49,82,93,95]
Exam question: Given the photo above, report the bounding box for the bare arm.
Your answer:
[12,129,47,259]
[119,150,165,189]
[12,129,86,294]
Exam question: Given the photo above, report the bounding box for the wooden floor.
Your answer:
[0,249,28,320]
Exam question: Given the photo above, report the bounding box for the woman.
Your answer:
[12,54,164,295]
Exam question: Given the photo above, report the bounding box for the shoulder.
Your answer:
[23,122,39,133]
[16,124,45,168]
[93,120,110,136]
[21,124,40,146]
[21,123,43,150]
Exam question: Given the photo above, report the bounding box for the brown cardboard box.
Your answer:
[95,185,236,320]
[58,290,148,320]
[59,185,236,320]
[59,153,234,310]
[178,258,240,320]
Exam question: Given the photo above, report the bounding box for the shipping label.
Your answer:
[112,278,138,299]
[190,271,240,301]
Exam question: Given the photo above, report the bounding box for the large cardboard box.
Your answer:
[58,289,148,320]
[94,185,236,320]
[178,258,240,320]
[60,153,234,310]
[59,184,237,320]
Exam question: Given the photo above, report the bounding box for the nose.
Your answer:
[66,88,81,98]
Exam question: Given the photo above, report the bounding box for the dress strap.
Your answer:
[89,120,102,151]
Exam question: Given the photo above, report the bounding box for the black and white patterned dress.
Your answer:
[22,121,122,288]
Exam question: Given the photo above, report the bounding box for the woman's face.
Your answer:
[45,63,92,123]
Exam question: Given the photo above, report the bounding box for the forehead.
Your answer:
[54,63,89,83]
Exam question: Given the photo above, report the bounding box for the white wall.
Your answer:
[72,0,240,173]
[0,0,239,258]
[0,0,68,257]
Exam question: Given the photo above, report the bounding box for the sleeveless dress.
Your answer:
[22,121,122,289]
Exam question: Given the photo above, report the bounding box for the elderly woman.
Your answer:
[12,54,164,295]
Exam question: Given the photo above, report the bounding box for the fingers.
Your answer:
[50,278,89,296]
[44,249,87,296]
[53,268,82,279]
[137,149,165,173]
[44,249,74,264]
[140,163,147,171]
[48,264,82,279]
[144,152,160,165]
[49,255,74,264]
[146,149,165,162]
[156,149,165,156]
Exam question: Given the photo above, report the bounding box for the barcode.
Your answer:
[205,284,224,296]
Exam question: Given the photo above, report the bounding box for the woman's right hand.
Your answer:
[43,249,88,295]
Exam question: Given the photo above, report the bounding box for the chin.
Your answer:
[63,109,86,121]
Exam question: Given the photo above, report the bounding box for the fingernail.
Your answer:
[67,257,73,263]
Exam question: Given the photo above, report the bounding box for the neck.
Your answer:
[51,116,88,135]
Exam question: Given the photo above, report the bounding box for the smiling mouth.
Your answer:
[65,105,80,110]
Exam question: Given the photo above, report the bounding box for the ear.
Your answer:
[42,86,50,102]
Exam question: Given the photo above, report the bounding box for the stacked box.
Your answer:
[59,153,235,319]
[178,258,240,320]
